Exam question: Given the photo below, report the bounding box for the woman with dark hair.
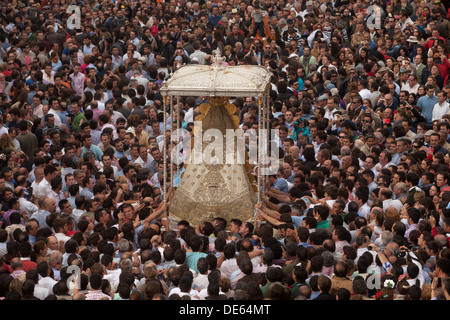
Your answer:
[311,72,324,95]
[414,45,427,63]
[356,47,370,67]
[210,29,225,53]
[408,93,417,105]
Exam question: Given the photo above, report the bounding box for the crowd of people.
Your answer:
[0,0,449,302]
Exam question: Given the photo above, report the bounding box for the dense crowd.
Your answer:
[0,0,449,301]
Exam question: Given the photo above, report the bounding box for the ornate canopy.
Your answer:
[160,50,272,98]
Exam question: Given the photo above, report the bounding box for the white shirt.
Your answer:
[39,276,58,293]
[37,178,53,199]
[168,287,200,300]
[383,199,403,212]
[71,208,85,227]
[354,247,377,265]
[359,88,371,101]
[374,161,396,172]
[219,258,239,278]
[48,190,65,210]
[135,155,154,170]
[123,51,141,61]
[48,108,62,126]
[401,82,419,95]
[55,232,71,245]
[19,197,39,215]
[33,284,51,300]
[432,101,450,122]
[193,274,209,291]
[0,125,8,138]
[358,203,371,219]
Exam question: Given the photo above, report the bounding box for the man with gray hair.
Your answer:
[30,197,57,229]
[110,258,139,291]
[10,257,26,278]
[114,238,131,264]
[48,250,63,281]
[393,182,408,203]
[374,230,394,252]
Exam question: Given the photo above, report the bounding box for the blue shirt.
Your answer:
[273,178,289,193]
[81,144,103,161]
[185,251,208,273]
[291,215,305,229]
[417,95,438,125]
[79,188,94,200]
[208,14,222,27]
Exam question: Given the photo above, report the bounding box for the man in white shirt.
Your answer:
[374,150,395,174]
[36,165,58,199]
[379,187,403,212]
[37,261,58,294]
[324,96,339,120]
[135,145,154,170]
[192,257,209,291]
[401,74,420,95]
[432,91,450,122]
[357,78,371,100]
[53,217,71,245]
[219,243,239,278]
[354,189,370,219]
[42,63,55,85]
[16,186,38,215]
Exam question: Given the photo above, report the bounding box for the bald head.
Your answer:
[334,261,348,277]
[43,198,56,213]
[14,186,24,197]
[288,146,300,158]
[11,257,22,270]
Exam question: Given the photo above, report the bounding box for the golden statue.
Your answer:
[169,96,257,225]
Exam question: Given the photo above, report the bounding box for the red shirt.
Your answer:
[21,259,37,272]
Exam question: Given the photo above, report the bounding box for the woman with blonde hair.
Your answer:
[8,277,24,298]
[0,132,16,154]
[220,276,234,299]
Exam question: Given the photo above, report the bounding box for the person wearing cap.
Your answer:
[299,1,314,20]
[424,129,437,146]
[281,18,298,42]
